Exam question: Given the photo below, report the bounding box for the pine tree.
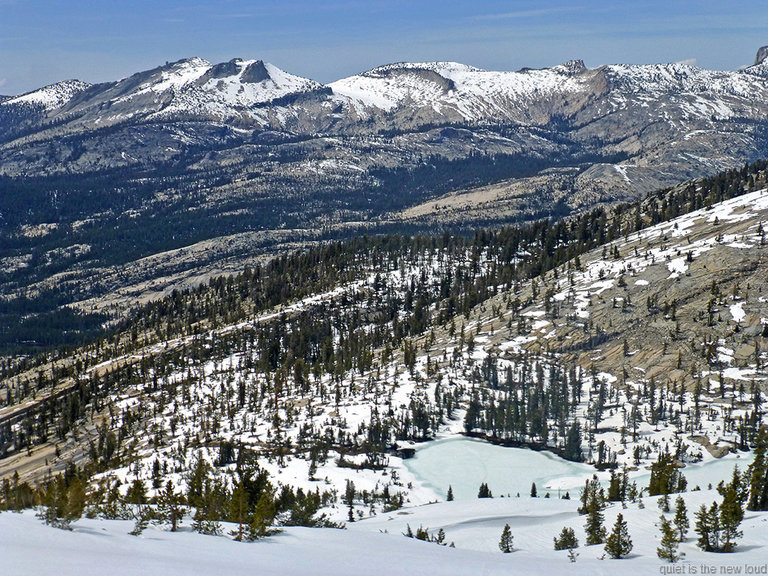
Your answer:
[499,523,513,553]
[345,479,356,522]
[125,478,148,505]
[648,450,686,496]
[192,499,223,536]
[66,478,86,524]
[564,421,583,462]
[695,502,720,552]
[607,470,621,502]
[747,426,768,511]
[530,482,537,498]
[129,504,153,536]
[229,482,250,541]
[553,526,579,550]
[478,483,493,498]
[156,479,185,532]
[604,513,633,559]
[578,476,602,515]
[247,492,278,541]
[37,476,85,531]
[584,492,606,545]
[719,482,743,552]
[446,485,454,501]
[673,496,689,542]
[657,515,683,563]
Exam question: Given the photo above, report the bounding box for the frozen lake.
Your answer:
[404,437,754,501]
[403,437,595,500]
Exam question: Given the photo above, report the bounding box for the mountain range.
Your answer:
[1,49,768,351]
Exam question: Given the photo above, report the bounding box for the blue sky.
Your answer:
[1,0,767,95]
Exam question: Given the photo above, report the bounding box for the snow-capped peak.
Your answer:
[329,59,590,118]
[3,79,90,110]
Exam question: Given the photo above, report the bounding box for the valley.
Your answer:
[1,164,766,560]
[2,47,768,575]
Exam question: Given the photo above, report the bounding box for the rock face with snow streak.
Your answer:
[755,45,768,65]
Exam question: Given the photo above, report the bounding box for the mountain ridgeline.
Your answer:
[2,50,768,353]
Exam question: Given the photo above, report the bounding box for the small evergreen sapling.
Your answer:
[553,526,579,550]
[156,479,185,532]
[657,515,683,563]
[129,505,153,536]
[604,513,633,559]
[499,523,513,553]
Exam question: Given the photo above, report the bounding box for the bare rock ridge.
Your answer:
[241,60,272,83]
[755,45,768,65]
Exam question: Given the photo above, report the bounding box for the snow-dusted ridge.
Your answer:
[329,58,590,118]
[7,54,768,131]
[328,57,768,125]
[2,79,91,111]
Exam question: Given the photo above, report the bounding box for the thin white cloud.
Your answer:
[675,58,697,66]
[473,7,581,21]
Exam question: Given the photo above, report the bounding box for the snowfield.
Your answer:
[3,486,768,576]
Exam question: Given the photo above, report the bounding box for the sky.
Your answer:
[1,0,767,95]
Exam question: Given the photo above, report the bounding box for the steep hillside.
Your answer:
[1,162,765,507]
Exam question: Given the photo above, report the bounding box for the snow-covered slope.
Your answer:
[32,57,331,130]
[122,58,326,120]
[3,487,768,576]
[329,59,768,125]
[330,60,590,122]
[0,510,513,576]
[1,79,90,111]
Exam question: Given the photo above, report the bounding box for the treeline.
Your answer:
[0,451,347,537]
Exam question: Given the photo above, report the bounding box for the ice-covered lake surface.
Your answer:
[403,437,595,499]
[404,437,754,500]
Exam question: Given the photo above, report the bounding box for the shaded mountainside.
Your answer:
[2,52,768,352]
